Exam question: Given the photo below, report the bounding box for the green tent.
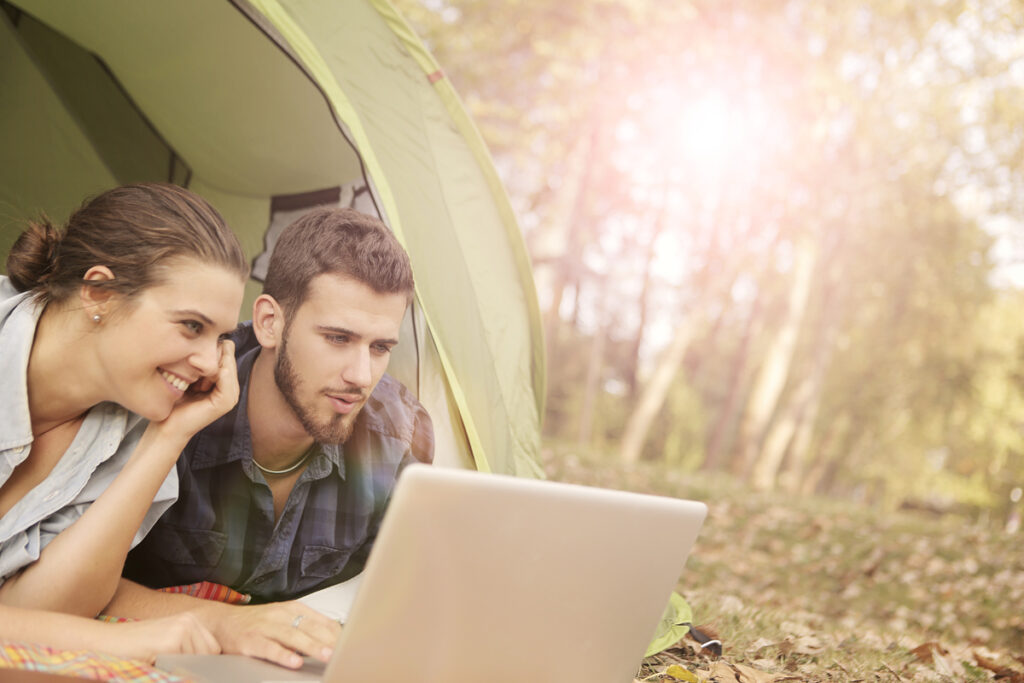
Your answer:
[0,0,545,477]
[1,0,693,656]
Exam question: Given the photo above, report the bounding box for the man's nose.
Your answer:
[342,346,373,388]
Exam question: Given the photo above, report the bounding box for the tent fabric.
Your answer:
[0,0,545,477]
[0,0,695,658]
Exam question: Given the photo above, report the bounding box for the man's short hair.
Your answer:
[263,207,415,313]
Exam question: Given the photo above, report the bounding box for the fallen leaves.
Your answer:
[548,449,1024,683]
[639,660,803,683]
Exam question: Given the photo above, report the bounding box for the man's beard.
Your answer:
[273,334,360,445]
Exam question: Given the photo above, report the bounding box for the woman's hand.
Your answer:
[156,339,239,442]
[97,613,221,663]
[0,606,220,665]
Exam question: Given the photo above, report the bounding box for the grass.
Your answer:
[542,446,1024,682]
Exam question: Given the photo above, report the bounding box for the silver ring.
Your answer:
[291,615,305,629]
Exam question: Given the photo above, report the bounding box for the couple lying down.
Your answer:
[0,183,433,667]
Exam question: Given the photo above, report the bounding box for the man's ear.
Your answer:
[79,265,117,319]
[252,294,286,349]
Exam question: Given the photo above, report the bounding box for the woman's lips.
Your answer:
[160,368,191,394]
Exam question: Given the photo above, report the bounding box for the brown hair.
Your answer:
[6,183,249,304]
[262,207,414,313]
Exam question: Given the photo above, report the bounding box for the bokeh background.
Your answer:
[395,0,1024,531]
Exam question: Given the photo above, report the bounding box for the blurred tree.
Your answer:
[394,0,1024,518]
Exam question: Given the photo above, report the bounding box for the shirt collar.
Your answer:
[0,292,43,453]
[188,341,259,470]
[187,334,347,478]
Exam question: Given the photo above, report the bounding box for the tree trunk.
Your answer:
[751,369,812,490]
[541,119,601,353]
[625,202,668,399]
[703,298,761,471]
[618,187,737,467]
[798,412,852,495]
[779,387,823,493]
[752,292,838,490]
[619,319,698,464]
[577,293,609,447]
[734,236,818,481]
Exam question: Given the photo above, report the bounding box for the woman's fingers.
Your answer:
[213,339,238,397]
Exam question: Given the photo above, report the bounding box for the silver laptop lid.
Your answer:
[326,464,706,683]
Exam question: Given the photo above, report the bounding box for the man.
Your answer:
[111,208,433,668]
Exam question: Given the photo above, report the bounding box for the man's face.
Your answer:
[273,273,408,444]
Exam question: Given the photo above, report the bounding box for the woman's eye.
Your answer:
[182,320,203,335]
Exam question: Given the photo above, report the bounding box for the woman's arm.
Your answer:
[0,604,219,663]
[107,578,340,669]
[0,341,239,616]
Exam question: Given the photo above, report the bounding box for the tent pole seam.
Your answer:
[243,0,494,473]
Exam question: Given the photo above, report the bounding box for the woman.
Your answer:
[0,183,249,657]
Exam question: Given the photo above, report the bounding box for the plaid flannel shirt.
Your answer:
[123,322,433,602]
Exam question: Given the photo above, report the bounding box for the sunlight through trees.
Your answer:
[396,0,1024,526]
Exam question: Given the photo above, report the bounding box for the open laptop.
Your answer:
[157,464,706,683]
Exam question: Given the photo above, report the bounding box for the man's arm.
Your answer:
[108,578,341,669]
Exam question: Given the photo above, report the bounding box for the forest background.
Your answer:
[393,0,1024,530]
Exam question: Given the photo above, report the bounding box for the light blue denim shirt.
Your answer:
[0,276,178,584]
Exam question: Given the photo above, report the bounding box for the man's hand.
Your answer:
[193,600,341,669]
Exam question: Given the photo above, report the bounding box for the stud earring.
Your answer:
[92,314,101,323]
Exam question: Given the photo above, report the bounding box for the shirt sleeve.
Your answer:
[63,417,180,547]
[1,417,180,584]
[408,399,435,465]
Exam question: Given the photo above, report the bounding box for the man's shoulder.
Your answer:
[370,373,419,404]
[362,374,427,430]
[228,321,260,356]
[355,374,433,460]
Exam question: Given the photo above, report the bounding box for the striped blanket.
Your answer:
[0,582,250,681]
[0,643,189,682]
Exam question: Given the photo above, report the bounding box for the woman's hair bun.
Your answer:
[6,217,61,292]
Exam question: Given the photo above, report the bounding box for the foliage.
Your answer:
[394,0,1024,522]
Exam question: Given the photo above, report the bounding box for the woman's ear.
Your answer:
[252,294,285,349]
[79,265,117,321]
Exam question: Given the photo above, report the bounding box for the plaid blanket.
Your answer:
[0,642,189,682]
[0,581,251,681]
[158,580,251,604]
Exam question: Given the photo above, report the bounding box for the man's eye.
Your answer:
[327,335,349,344]
[373,344,392,355]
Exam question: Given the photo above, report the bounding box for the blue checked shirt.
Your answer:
[123,322,433,602]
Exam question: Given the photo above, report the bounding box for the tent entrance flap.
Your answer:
[1,0,547,477]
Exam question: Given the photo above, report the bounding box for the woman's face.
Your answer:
[96,258,245,422]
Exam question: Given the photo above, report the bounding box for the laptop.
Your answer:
[156,464,706,683]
